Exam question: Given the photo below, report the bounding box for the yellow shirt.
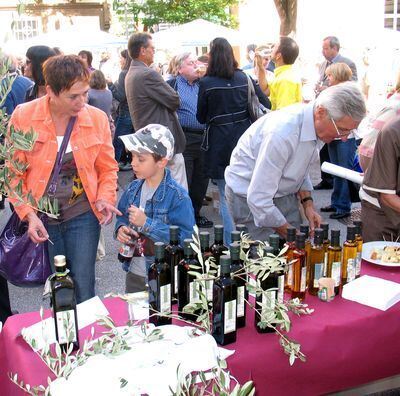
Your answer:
[269,64,302,110]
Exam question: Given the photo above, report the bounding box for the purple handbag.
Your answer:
[0,117,76,287]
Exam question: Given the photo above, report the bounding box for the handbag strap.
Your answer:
[245,73,256,101]
[47,117,77,197]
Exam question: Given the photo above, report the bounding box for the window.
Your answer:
[12,17,40,41]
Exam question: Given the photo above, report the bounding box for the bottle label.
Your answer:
[278,274,285,303]
[55,310,77,344]
[287,264,293,287]
[174,265,178,295]
[324,252,328,276]
[206,280,213,302]
[262,290,276,311]
[347,259,355,283]
[300,267,307,292]
[237,286,245,317]
[332,262,341,287]
[224,299,237,334]
[355,252,362,276]
[160,284,171,314]
[313,263,324,288]
[189,281,200,303]
[119,244,134,258]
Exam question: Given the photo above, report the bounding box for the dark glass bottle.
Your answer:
[326,229,342,295]
[212,256,237,346]
[148,242,172,326]
[178,239,201,321]
[341,225,358,286]
[321,223,330,276]
[308,228,325,296]
[211,225,228,267]
[230,242,247,328]
[231,230,241,244]
[50,255,79,352]
[165,226,183,301]
[291,233,307,300]
[353,220,363,278]
[118,238,134,272]
[255,246,284,333]
[284,226,296,292]
[200,231,213,302]
[268,234,281,256]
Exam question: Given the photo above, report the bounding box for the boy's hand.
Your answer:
[128,205,147,227]
[117,225,139,244]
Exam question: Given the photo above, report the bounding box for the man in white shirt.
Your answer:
[225,82,366,240]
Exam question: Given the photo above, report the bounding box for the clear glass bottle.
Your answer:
[148,242,172,326]
[341,225,358,286]
[300,224,311,285]
[353,220,363,278]
[165,226,183,301]
[308,228,325,296]
[291,233,307,300]
[50,255,79,352]
[321,223,330,276]
[178,239,201,321]
[326,229,342,295]
[212,256,237,346]
[230,242,247,328]
[284,226,296,292]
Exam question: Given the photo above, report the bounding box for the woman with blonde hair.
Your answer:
[325,62,353,86]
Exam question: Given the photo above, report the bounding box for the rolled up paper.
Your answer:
[321,162,364,185]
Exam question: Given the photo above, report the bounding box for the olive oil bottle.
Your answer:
[341,226,358,286]
[291,233,307,300]
[165,226,183,301]
[326,229,342,295]
[284,226,296,292]
[353,220,363,278]
[230,242,247,328]
[308,228,325,296]
[300,224,311,285]
[321,223,330,276]
[212,256,237,346]
[200,231,213,302]
[231,230,241,244]
[268,233,281,256]
[211,225,228,267]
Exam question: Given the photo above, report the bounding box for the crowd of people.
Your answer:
[0,32,399,325]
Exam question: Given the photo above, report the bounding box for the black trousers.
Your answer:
[182,132,209,218]
[0,275,12,324]
[320,143,333,185]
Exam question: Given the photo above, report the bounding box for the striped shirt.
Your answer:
[175,75,205,131]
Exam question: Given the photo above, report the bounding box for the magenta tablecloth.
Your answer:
[1,261,400,396]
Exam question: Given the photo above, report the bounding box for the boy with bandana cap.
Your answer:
[115,124,195,292]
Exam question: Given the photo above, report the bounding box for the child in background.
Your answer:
[115,124,195,292]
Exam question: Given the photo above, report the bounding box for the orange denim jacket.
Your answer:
[8,96,118,222]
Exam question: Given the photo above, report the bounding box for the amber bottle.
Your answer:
[326,229,342,295]
[284,227,296,292]
[341,226,358,286]
[308,228,325,296]
[353,220,363,278]
[291,233,307,300]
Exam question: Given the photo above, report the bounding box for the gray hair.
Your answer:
[315,82,366,122]
[323,36,340,51]
[175,52,192,70]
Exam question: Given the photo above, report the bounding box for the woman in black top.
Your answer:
[197,37,270,243]
[108,49,134,170]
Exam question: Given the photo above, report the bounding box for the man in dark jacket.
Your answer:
[125,32,187,189]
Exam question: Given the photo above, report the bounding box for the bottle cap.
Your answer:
[183,239,193,256]
[54,255,66,268]
[296,233,305,249]
[353,220,362,236]
[286,226,296,242]
[169,225,179,241]
[231,230,241,242]
[263,245,274,255]
[321,223,329,240]
[214,225,224,240]
[346,225,356,241]
[229,242,240,260]
[314,228,324,245]
[236,224,248,234]
[219,255,231,275]
[300,224,309,239]
[154,242,165,259]
[200,231,210,249]
[268,233,280,249]
[331,229,340,246]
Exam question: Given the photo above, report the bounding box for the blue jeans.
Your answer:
[113,113,134,162]
[214,179,234,245]
[327,138,357,214]
[47,210,100,303]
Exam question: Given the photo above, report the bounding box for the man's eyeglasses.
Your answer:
[329,116,354,137]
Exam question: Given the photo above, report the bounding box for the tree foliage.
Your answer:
[113,0,238,32]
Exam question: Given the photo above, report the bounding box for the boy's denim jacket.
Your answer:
[115,169,195,269]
